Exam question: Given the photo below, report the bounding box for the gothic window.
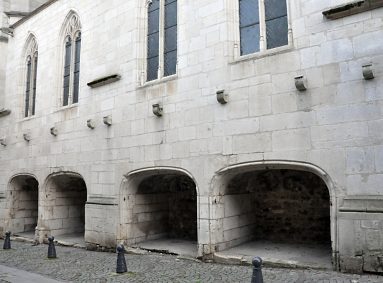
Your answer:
[239,0,288,56]
[147,0,177,82]
[62,13,81,106]
[24,37,38,118]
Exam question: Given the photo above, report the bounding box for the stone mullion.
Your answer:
[68,34,75,105]
[258,0,266,52]
[158,0,165,79]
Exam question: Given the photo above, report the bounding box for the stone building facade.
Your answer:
[0,0,383,274]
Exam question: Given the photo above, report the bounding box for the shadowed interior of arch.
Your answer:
[216,169,332,269]
[124,173,198,257]
[9,175,39,236]
[41,174,87,244]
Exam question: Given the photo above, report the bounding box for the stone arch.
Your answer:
[19,33,38,118]
[7,174,39,236]
[39,171,87,241]
[211,160,338,269]
[56,10,82,106]
[119,166,200,257]
[59,10,82,40]
[22,33,38,60]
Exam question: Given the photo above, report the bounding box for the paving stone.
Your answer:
[0,242,382,282]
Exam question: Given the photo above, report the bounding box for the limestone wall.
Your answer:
[0,0,382,272]
[0,0,9,107]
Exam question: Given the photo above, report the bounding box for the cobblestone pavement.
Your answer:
[0,242,382,283]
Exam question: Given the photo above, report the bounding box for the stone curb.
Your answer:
[213,253,330,271]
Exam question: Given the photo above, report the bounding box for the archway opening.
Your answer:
[9,175,39,237]
[42,173,87,243]
[121,171,198,257]
[218,169,332,269]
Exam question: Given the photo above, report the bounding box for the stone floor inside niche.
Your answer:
[12,231,85,248]
[135,238,198,258]
[13,231,35,240]
[215,240,332,270]
[54,232,85,248]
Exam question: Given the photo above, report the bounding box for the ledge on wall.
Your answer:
[86,195,117,206]
[0,108,11,117]
[339,196,383,213]
[87,74,121,88]
[323,0,383,20]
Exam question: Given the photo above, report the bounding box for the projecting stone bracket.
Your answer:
[0,108,11,117]
[0,35,8,43]
[87,74,121,88]
[323,0,383,20]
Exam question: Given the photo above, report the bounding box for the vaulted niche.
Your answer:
[120,169,198,256]
[8,175,39,235]
[41,173,87,237]
[225,169,330,244]
[219,168,332,268]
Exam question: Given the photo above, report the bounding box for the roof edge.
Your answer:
[10,0,59,29]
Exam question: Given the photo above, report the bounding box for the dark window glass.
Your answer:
[240,24,260,55]
[165,0,177,28]
[25,57,32,117]
[164,50,176,77]
[266,16,288,49]
[147,56,159,82]
[148,6,160,35]
[73,33,81,104]
[63,38,71,106]
[147,33,159,58]
[164,0,177,76]
[264,0,287,20]
[239,0,260,55]
[148,0,160,12]
[164,25,177,53]
[264,0,288,49]
[147,0,160,81]
[239,0,259,26]
[32,54,38,115]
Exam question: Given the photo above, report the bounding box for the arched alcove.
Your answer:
[40,172,87,239]
[8,175,39,236]
[119,167,198,257]
[212,161,337,269]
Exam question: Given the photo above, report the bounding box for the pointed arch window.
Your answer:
[62,14,82,106]
[24,38,38,118]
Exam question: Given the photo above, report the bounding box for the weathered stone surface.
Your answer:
[0,241,383,283]
[0,0,382,274]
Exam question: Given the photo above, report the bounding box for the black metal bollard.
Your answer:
[251,257,263,283]
[3,231,11,250]
[47,236,57,259]
[116,244,127,274]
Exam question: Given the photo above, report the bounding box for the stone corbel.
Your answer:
[0,108,11,117]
